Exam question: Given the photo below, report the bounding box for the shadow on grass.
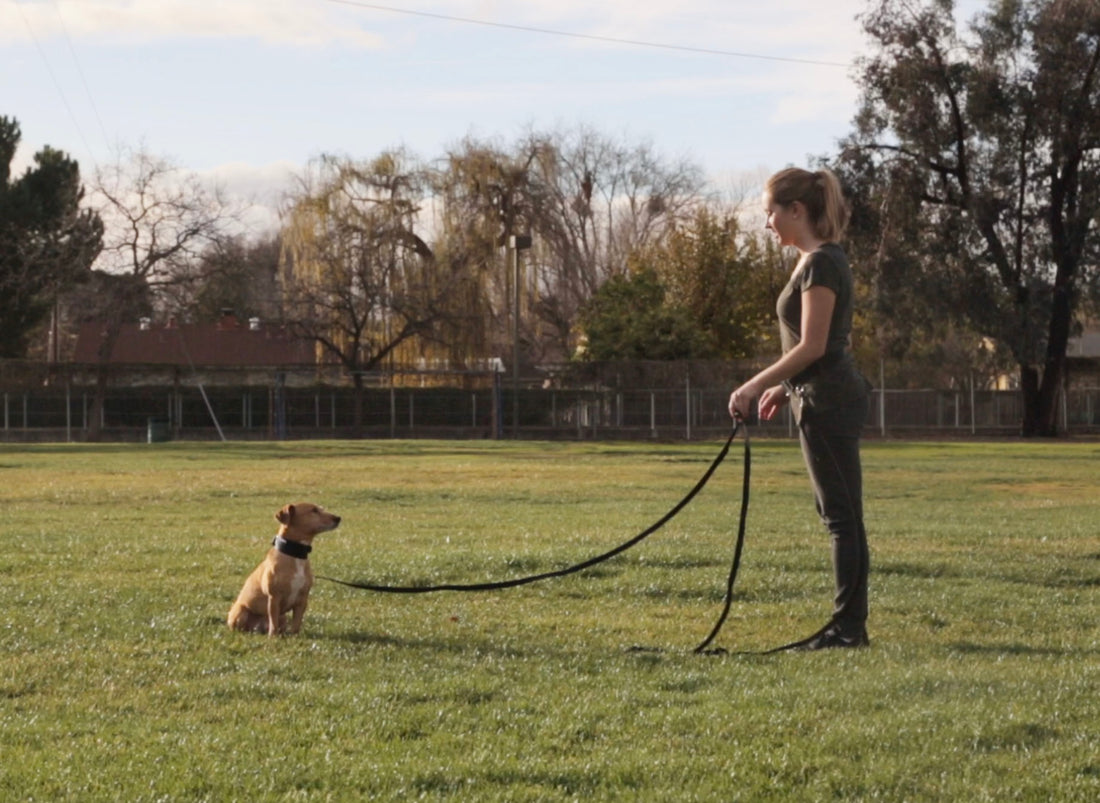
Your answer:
[948,641,1099,657]
[879,561,1100,590]
[324,625,734,660]
[216,619,523,657]
[876,561,955,580]
[326,628,541,659]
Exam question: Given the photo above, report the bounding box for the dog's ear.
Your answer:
[275,504,295,525]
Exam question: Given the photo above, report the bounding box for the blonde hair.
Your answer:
[765,167,850,242]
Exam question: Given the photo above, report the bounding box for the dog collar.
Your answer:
[273,536,312,559]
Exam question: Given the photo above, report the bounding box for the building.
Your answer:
[72,311,315,369]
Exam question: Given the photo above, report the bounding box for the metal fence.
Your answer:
[1,362,1097,441]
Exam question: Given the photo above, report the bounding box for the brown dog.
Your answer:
[227,503,341,636]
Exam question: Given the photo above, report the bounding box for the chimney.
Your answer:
[217,308,239,330]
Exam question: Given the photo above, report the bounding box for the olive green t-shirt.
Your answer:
[776,242,853,381]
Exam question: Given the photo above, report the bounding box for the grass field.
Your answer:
[1,436,1098,801]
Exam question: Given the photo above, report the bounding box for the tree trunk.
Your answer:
[1020,362,1062,437]
[1021,282,1073,437]
[1020,365,1039,437]
[351,371,365,437]
[86,322,124,442]
[1035,356,1064,437]
[86,367,107,442]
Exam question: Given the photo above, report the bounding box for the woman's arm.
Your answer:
[729,285,835,420]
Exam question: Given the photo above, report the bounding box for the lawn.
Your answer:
[1,437,1098,801]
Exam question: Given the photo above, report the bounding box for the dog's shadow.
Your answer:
[326,629,538,658]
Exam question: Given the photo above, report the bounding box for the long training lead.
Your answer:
[319,421,751,652]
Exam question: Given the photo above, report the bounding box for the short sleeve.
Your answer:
[798,249,843,295]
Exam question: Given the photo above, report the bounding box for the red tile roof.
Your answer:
[72,316,315,366]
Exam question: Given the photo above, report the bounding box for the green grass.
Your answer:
[1,437,1098,801]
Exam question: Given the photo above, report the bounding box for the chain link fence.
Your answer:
[1,360,1096,442]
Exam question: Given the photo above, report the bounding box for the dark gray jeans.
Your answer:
[791,369,871,633]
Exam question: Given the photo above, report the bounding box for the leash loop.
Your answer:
[320,423,752,652]
[321,424,742,591]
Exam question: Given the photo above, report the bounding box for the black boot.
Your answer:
[794,623,869,651]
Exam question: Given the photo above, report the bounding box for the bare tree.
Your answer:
[438,127,708,364]
[94,146,236,302]
[83,146,237,438]
[526,127,707,360]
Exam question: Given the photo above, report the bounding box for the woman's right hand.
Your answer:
[757,385,790,421]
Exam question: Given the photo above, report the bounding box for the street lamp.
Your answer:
[508,234,532,439]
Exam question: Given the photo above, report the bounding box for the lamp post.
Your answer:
[508,234,532,439]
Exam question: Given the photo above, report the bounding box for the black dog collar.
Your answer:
[273,536,312,560]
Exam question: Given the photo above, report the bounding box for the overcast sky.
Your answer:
[3,0,985,227]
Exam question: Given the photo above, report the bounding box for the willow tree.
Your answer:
[431,140,539,367]
[840,0,1100,435]
[281,152,469,425]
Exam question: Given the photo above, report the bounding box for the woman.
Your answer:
[729,167,871,650]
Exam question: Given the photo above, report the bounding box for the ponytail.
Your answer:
[765,167,850,242]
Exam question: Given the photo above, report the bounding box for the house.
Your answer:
[1067,319,1100,386]
[72,311,315,368]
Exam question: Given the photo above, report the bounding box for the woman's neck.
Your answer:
[794,235,826,255]
[791,238,827,274]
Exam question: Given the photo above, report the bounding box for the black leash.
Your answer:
[320,422,752,651]
[692,421,751,654]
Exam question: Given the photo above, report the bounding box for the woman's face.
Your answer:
[763,192,800,247]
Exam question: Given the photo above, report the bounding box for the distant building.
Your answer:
[1068,319,1100,386]
[72,311,315,367]
[1067,323,1100,360]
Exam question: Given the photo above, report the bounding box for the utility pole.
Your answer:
[508,234,532,439]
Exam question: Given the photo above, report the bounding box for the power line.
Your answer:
[325,0,850,68]
[51,0,111,158]
[13,0,96,166]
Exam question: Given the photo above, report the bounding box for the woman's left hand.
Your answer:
[757,384,790,421]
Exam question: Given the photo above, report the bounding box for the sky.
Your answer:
[2,0,986,230]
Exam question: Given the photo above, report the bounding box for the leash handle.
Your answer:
[735,408,759,427]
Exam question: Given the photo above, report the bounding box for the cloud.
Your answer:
[505,0,867,63]
[196,160,303,236]
[1,0,383,48]
[198,160,298,201]
[3,1,869,59]
[5,0,882,193]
